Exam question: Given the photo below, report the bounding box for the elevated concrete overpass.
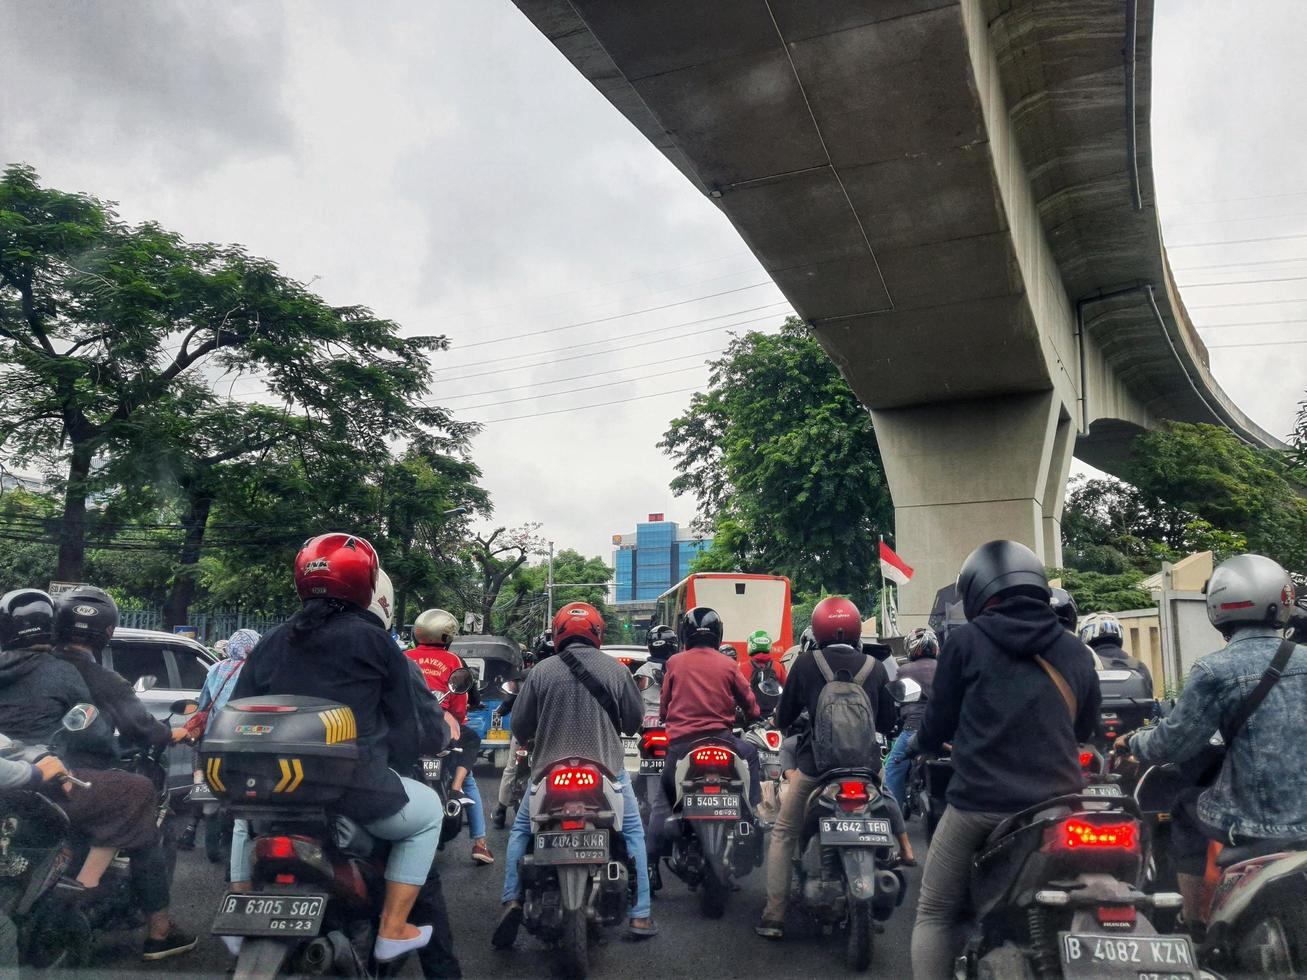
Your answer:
[511,0,1283,621]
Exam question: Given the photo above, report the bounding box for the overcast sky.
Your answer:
[1,1,1303,564]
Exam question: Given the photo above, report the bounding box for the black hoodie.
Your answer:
[0,649,93,744]
[917,595,1101,813]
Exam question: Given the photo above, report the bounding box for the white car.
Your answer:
[603,644,649,672]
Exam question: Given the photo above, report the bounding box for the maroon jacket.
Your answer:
[660,645,760,742]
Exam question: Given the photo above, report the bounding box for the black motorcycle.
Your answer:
[662,738,763,918]
[892,678,948,841]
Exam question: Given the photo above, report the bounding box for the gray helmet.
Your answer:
[1205,554,1296,634]
[957,540,1050,621]
[413,608,458,646]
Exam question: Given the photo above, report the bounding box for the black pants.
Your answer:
[128,838,171,915]
[1170,787,1231,876]
[412,857,461,978]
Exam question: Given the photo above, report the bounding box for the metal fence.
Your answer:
[118,608,284,643]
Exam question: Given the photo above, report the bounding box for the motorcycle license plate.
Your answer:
[421,757,442,781]
[638,757,663,776]
[683,793,741,820]
[212,892,327,938]
[819,817,893,846]
[532,830,609,865]
[1083,783,1125,797]
[622,736,641,773]
[1059,933,1195,978]
[485,728,511,743]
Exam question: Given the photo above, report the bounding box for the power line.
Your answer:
[438,346,726,402]
[1174,189,1307,208]
[451,364,710,413]
[473,385,705,425]
[1175,256,1307,272]
[437,302,790,374]
[1207,339,1307,349]
[1195,319,1307,329]
[1168,210,1307,228]
[1188,297,1307,310]
[1169,232,1307,249]
[1178,275,1307,288]
[435,311,790,385]
[453,281,777,350]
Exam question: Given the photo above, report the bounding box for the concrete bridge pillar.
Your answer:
[871,390,1076,626]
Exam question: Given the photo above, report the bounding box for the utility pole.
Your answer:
[544,540,554,633]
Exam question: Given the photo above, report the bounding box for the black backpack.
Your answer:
[810,651,877,772]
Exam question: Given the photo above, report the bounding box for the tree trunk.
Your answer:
[163,491,214,630]
[56,441,94,582]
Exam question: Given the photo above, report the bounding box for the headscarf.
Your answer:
[226,628,261,661]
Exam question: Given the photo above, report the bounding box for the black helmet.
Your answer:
[53,585,119,649]
[646,625,679,664]
[532,631,555,660]
[679,606,724,650]
[1049,587,1078,633]
[0,589,55,650]
[957,540,1050,621]
[718,643,738,659]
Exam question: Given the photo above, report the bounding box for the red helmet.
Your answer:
[552,602,604,651]
[294,533,378,609]
[811,596,862,648]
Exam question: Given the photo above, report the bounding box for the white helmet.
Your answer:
[414,608,458,647]
[1206,554,1296,634]
[1078,613,1124,648]
[369,569,396,631]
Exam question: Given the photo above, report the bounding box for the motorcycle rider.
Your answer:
[908,540,1100,980]
[492,602,656,946]
[647,608,763,863]
[47,586,199,960]
[229,533,444,962]
[491,631,551,830]
[1081,612,1153,693]
[882,626,940,811]
[756,596,902,939]
[635,624,678,720]
[405,609,493,866]
[1116,554,1306,936]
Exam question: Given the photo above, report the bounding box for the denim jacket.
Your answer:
[1130,626,1307,840]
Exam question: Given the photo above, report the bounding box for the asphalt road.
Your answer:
[92,764,922,979]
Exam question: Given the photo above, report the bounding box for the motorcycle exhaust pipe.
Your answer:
[444,798,463,818]
[302,937,331,971]
[872,869,901,914]
[606,861,623,882]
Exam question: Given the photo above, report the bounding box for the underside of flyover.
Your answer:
[512,0,1283,622]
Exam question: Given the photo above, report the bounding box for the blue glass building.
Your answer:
[612,515,712,605]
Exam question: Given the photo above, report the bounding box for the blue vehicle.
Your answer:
[450,634,524,763]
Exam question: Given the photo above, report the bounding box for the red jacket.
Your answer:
[660,645,760,742]
[406,644,468,723]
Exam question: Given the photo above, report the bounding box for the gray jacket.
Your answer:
[511,643,642,778]
[1131,627,1307,839]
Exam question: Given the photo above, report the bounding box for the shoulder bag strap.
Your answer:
[1224,639,1297,742]
[852,655,875,685]
[558,648,621,731]
[812,650,835,683]
[1033,654,1078,721]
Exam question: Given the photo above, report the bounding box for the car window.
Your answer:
[107,642,171,688]
[172,648,212,689]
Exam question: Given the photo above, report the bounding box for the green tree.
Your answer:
[1052,567,1153,614]
[0,165,459,583]
[660,317,893,597]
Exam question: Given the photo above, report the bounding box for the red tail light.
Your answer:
[560,818,586,831]
[549,766,600,791]
[1079,751,1094,769]
[642,729,669,758]
[617,656,633,666]
[836,780,871,812]
[690,747,733,769]
[765,731,782,751]
[1056,819,1137,850]
[1097,905,1137,926]
[256,836,296,860]
[243,705,298,713]
[274,873,296,885]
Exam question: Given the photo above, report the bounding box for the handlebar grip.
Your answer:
[61,773,92,790]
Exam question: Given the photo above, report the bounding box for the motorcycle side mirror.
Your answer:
[758,676,782,698]
[447,667,474,695]
[62,703,100,732]
[170,699,200,717]
[132,675,157,694]
[501,679,520,696]
[888,678,922,704]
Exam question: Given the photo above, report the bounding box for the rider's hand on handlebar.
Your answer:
[1112,734,1132,757]
[34,755,71,792]
[444,710,461,742]
[170,727,194,744]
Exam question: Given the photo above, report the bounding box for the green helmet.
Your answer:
[746,629,772,655]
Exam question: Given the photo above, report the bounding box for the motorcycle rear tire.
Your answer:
[1239,908,1307,978]
[557,907,588,979]
[699,866,730,919]
[22,905,92,971]
[846,901,873,972]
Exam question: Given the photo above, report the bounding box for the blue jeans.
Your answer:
[501,771,651,920]
[231,776,444,886]
[463,771,487,840]
[884,730,914,810]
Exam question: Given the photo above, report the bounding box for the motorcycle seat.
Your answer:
[331,814,382,860]
[986,805,1073,847]
[1216,837,1307,868]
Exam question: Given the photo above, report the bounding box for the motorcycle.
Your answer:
[418,670,478,848]
[741,721,784,826]
[892,679,948,841]
[518,759,635,978]
[0,709,98,969]
[662,738,763,918]
[203,671,478,979]
[789,764,906,972]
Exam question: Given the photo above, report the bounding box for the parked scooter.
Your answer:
[662,738,763,918]
[518,759,636,978]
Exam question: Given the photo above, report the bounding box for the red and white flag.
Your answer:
[879,541,913,587]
